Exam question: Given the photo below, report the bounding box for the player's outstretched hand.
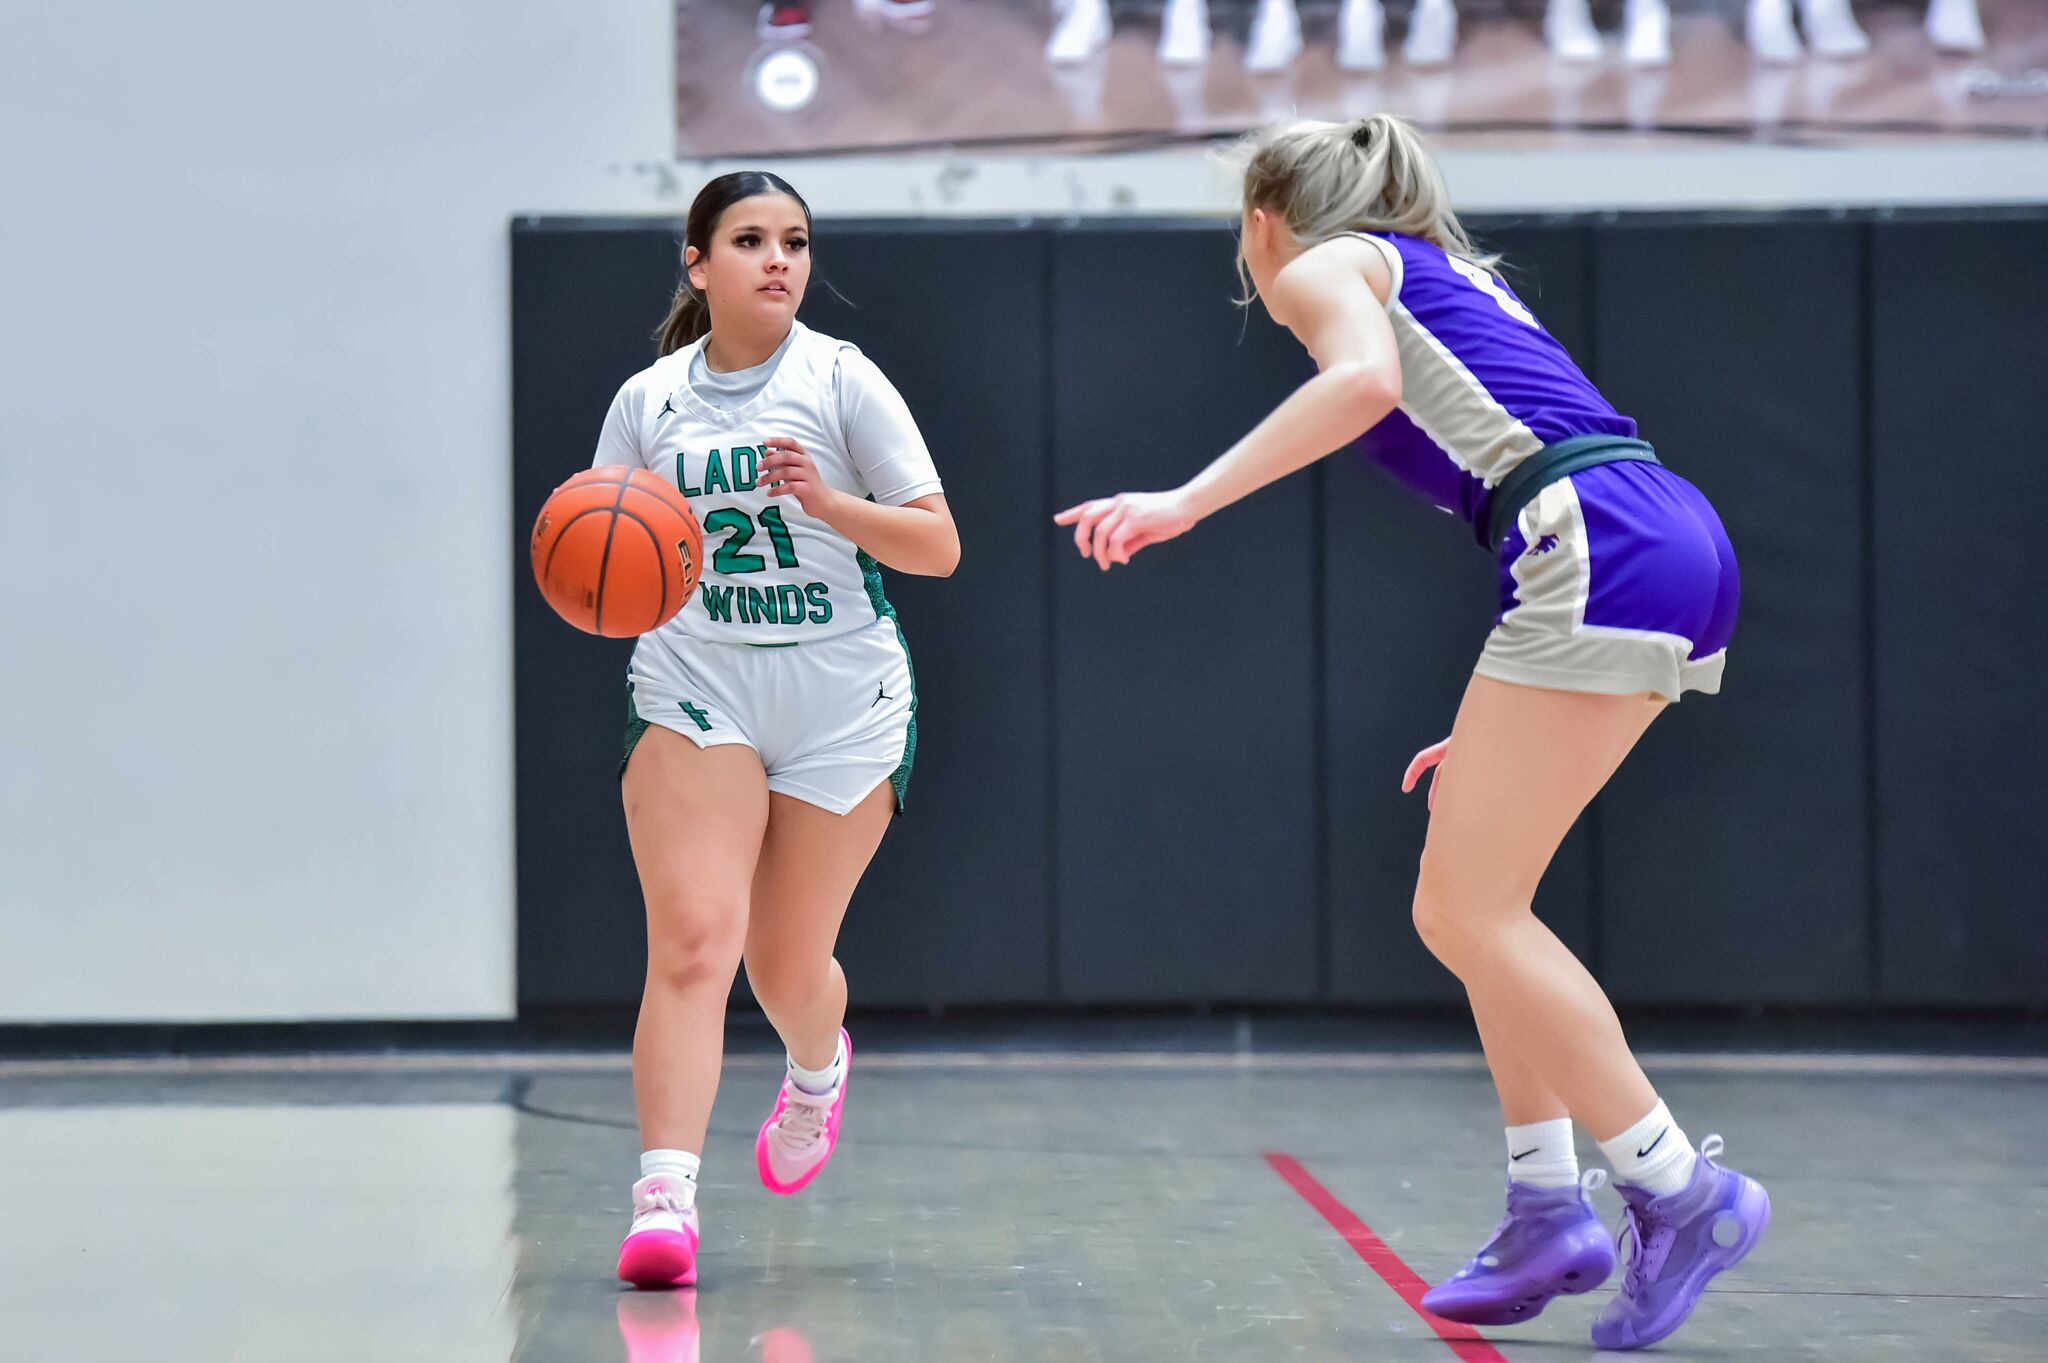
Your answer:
[1053,490,1196,571]
[762,437,841,519]
[1401,737,1450,812]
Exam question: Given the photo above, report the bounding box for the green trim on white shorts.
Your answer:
[859,549,917,813]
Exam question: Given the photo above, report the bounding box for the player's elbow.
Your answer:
[1329,360,1401,424]
[908,526,961,578]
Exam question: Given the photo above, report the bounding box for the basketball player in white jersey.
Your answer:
[592,171,959,1289]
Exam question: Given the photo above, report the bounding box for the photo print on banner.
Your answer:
[678,0,2048,158]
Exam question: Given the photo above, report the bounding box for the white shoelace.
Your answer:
[775,1084,834,1149]
[632,1184,691,1230]
[640,1187,687,1216]
[1612,1134,1724,1291]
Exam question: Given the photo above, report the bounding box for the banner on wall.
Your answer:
[678,0,2048,159]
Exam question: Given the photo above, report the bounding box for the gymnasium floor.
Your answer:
[5,1019,2043,1361]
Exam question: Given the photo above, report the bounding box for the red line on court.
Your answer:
[1264,1151,1510,1363]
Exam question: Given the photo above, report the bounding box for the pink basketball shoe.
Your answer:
[616,1174,700,1289]
[755,1028,851,1195]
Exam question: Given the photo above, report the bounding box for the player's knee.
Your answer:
[1411,883,1463,966]
[1411,859,1483,970]
[644,897,748,993]
[745,952,830,1017]
[1413,854,1538,973]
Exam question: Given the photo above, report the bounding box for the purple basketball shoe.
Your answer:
[1423,1171,1616,1326]
[1593,1135,1770,1351]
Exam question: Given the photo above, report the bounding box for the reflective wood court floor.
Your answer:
[4,1027,2045,1361]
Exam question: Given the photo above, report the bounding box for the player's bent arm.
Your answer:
[817,492,961,578]
[1178,249,1401,524]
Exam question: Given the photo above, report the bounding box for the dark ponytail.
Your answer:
[655,170,814,357]
[655,279,709,356]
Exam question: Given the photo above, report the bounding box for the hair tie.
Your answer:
[1351,119,1375,149]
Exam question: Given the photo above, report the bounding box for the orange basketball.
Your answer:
[531,467,705,637]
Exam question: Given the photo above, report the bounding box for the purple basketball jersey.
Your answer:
[1353,232,1636,532]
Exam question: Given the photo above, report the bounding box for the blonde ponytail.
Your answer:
[1234,113,1497,299]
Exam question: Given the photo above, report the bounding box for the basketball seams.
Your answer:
[534,468,700,637]
[623,478,703,619]
[617,487,701,632]
[539,506,670,637]
[614,507,670,634]
[590,474,631,636]
[539,507,613,577]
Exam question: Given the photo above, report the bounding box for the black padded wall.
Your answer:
[1870,216,2048,1004]
[513,210,2048,1012]
[797,225,1056,1006]
[512,224,679,1007]
[1591,219,1870,1004]
[1049,226,1320,1002]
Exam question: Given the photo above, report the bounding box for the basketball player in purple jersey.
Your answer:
[1057,116,1767,1351]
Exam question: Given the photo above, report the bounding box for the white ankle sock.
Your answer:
[639,1148,701,1206]
[1506,1117,1579,1189]
[1597,1100,1696,1197]
[787,1035,846,1095]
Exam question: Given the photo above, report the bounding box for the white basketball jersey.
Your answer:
[595,323,920,646]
